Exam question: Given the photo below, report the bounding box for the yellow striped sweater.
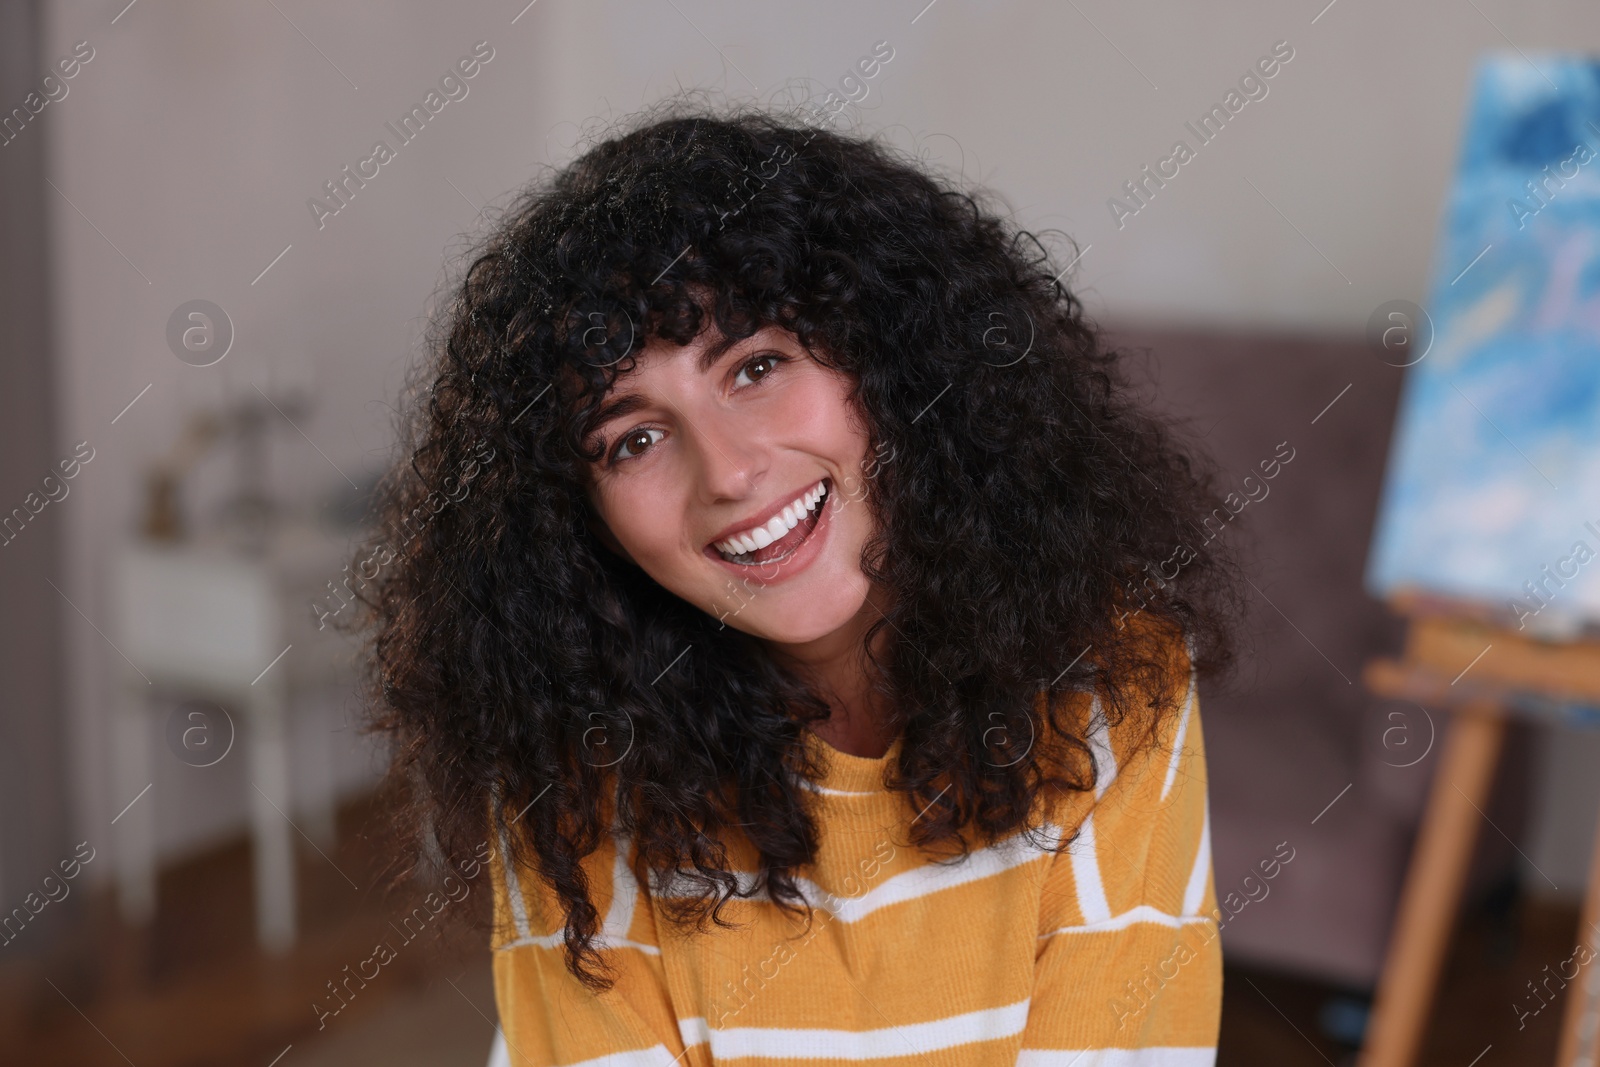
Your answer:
[489,646,1220,1066]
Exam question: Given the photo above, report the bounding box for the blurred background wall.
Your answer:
[0,0,73,954]
[9,0,1600,1062]
[34,0,1556,884]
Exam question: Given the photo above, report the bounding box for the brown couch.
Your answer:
[1102,321,1533,989]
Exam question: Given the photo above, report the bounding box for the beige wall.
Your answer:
[39,0,1600,876]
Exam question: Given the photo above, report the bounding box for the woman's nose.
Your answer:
[686,411,767,502]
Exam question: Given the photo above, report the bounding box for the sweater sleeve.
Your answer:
[1017,649,1223,1064]
[489,823,695,1067]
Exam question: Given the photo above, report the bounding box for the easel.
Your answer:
[1357,594,1600,1067]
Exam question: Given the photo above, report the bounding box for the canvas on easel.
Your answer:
[1360,52,1600,1067]
[1367,55,1600,627]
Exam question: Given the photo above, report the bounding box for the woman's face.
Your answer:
[583,323,878,647]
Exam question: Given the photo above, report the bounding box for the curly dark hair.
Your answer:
[358,101,1244,993]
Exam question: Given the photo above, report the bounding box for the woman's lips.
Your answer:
[704,478,836,586]
[737,496,824,564]
[718,483,827,565]
[708,478,829,558]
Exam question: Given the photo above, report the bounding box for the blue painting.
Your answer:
[1367,53,1600,631]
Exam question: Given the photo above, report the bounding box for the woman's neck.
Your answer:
[765,590,898,759]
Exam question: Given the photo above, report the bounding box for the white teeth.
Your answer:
[714,479,828,560]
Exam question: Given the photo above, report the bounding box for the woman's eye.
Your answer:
[613,428,663,461]
[734,353,783,388]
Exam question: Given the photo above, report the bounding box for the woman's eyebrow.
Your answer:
[590,390,648,431]
[695,332,745,373]
[589,332,766,429]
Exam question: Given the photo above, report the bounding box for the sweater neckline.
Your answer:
[802,728,902,793]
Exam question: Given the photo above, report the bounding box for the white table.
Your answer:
[109,521,358,952]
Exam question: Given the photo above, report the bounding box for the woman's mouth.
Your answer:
[710,478,829,567]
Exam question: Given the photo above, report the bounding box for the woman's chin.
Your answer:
[719,591,869,647]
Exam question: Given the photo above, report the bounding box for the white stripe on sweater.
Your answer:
[1040,904,1215,938]
[1016,1047,1216,1067]
[1087,696,1117,801]
[1160,666,1196,802]
[680,998,1030,1058]
[543,1043,683,1067]
[1069,812,1113,926]
[498,824,533,941]
[497,830,662,955]
[796,779,884,798]
[1070,696,1116,925]
[1182,796,1212,918]
[648,823,1064,923]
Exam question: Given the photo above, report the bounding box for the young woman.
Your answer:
[362,106,1242,1066]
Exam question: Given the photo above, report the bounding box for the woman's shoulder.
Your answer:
[1030,618,1198,814]
[1106,615,1197,762]
[485,788,642,949]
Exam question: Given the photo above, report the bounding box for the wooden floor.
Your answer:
[1220,877,1580,1066]
[0,792,500,1067]
[0,793,1582,1066]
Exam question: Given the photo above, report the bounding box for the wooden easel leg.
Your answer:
[1359,703,1505,1067]
[1556,790,1600,1067]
